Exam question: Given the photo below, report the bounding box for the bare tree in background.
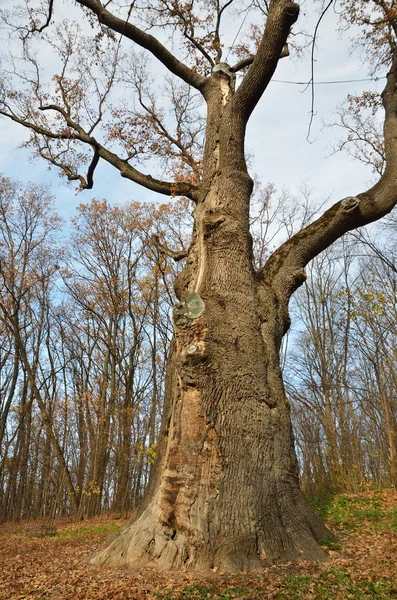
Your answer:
[1,0,397,571]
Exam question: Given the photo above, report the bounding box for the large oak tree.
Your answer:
[1,0,397,571]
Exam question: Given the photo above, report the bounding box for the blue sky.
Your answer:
[0,1,387,224]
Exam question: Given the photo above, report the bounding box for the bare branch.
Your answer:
[214,0,235,62]
[38,142,97,189]
[35,0,54,34]
[0,103,199,200]
[75,0,207,93]
[134,79,200,175]
[330,100,385,177]
[233,0,299,122]
[231,43,288,73]
[85,149,100,188]
[306,0,334,141]
[231,55,255,73]
[183,28,215,68]
[151,234,188,261]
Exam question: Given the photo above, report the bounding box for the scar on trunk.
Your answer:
[173,292,205,328]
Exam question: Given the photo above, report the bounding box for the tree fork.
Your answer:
[88,62,332,571]
[6,0,397,573]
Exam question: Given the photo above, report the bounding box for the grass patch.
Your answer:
[156,583,246,599]
[0,521,123,540]
[156,571,397,600]
[318,536,342,551]
[311,492,397,533]
[54,521,122,539]
[276,568,397,599]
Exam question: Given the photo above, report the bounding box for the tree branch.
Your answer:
[259,54,397,297]
[373,0,397,40]
[214,0,235,63]
[259,181,397,298]
[183,28,215,68]
[38,145,96,189]
[134,85,200,175]
[151,234,188,262]
[233,0,299,122]
[35,0,54,33]
[231,55,255,73]
[83,148,100,188]
[0,104,199,200]
[231,43,289,73]
[75,0,207,93]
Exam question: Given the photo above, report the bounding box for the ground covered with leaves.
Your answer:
[1,490,397,599]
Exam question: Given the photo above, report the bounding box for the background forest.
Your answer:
[0,174,396,524]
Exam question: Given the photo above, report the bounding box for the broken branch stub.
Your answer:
[341,196,361,212]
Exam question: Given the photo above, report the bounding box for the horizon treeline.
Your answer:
[0,175,396,522]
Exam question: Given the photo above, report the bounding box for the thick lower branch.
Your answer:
[261,59,397,296]
[260,171,397,303]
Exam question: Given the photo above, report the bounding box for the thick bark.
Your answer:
[88,25,397,576]
[3,0,397,565]
[89,67,331,571]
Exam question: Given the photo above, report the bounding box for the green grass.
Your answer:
[54,522,122,538]
[155,493,397,599]
[0,521,123,539]
[156,584,246,599]
[318,536,342,551]
[276,568,397,599]
[156,569,397,600]
[311,493,397,533]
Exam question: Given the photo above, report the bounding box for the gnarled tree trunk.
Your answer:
[87,12,397,569]
[5,0,397,574]
[89,66,331,571]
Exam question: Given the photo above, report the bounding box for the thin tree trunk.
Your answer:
[12,321,79,513]
[0,348,19,449]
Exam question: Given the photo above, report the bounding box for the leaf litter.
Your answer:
[0,491,396,599]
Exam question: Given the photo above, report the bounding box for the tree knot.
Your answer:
[341,196,361,213]
[173,293,205,329]
[212,63,233,79]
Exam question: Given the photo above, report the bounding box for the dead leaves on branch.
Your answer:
[339,0,397,69]
[330,90,386,176]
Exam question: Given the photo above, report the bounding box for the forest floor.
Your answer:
[0,489,397,599]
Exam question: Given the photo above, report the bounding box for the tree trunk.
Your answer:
[89,69,331,571]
